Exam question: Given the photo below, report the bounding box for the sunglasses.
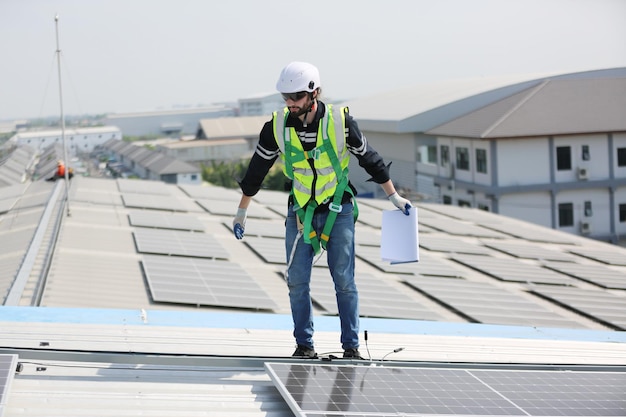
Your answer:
[281,91,308,101]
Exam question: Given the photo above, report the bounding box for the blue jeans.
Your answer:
[285,202,359,350]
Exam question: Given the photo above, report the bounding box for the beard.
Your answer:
[288,97,314,117]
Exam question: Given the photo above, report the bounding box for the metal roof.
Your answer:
[426,76,626,138]
[0,175,625,416]
[196,116,269,140]
[344,68,626,134]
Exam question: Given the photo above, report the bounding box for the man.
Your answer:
[233,62,412,359]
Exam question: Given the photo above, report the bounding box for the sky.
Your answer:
[1,0,625,121]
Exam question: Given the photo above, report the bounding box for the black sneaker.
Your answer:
[292,345,317,358]
[343,348,363,359]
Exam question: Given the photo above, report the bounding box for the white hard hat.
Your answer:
[276,62,321,93]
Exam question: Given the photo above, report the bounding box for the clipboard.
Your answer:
[380,207,419,264]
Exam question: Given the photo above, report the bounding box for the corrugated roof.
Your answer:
[427,77,626,138]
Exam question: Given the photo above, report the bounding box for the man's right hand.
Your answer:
[233,208,247,240]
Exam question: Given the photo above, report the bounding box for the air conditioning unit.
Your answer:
[577,167,589,180]
[579,221,592,234]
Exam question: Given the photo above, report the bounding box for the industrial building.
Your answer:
[8,126,121,155]
[346,67,626,244]
[103,106,237,137]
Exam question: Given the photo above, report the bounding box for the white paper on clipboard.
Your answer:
[380,207,419,264]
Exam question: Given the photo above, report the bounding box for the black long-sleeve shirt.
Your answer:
[239,101,391,200]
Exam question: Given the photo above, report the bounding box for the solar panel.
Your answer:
[251,189,290,205]
[117,178,172,195]
[223,218,285,238]
[356,245,466,278]
[244,236,329,267]
[142,254,278,310]
[420,217,508,238]
[404,276,588,329]
[568,247,626,266]
[266,362,626,417]
[133,228,229,259]
[0,197,17,214]
[482,222,579,244]
[543,261,626,290]
[70,188,124,205]
[129,211,205,232]
[354,203,383,228]
[530,286,626,330]
[421,235,492,255]
[0,354,18,417]
[451,254,576,285]
[196,199,281,219]
[122,193,192,212]
[178,184,242,201]
[308,269,447,321]
[483,240,577,262]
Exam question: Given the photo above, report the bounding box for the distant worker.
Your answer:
[56,160,66,178]
[47,160,73,181]
[232,62,412,359]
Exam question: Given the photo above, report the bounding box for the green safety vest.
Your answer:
[272,104,358,253]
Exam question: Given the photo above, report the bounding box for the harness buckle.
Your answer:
[329,202,342,213]
[306,148,321,160]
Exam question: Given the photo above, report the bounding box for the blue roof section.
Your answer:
[2,306,624,344]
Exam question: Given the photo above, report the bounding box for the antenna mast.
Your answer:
[55,14,71,216]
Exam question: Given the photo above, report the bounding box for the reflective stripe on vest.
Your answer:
[272,105,349,208]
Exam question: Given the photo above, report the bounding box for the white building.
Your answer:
[238,92,284,116]
[345,68,626,243]
[104,106,236,137]
[9,126,121,155]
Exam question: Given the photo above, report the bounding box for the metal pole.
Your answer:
[55,14,71,217]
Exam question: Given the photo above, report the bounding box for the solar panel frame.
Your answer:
[128,211,205,232]
[483,240,577,262]
[0,354,18,417]
[451,254,576,285]
[266,362,626,417]
[542,261,626,290]
[121,193,192,212]
[403,276,587,329]
[530,286,626,330]
[142,254,278,311]
[568,247,626,266]
[133,228,229,259]
[196,199,281,219]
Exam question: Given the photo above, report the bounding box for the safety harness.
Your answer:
[274,104,359,254]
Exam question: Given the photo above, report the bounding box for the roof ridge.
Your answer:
[481,80,550,138]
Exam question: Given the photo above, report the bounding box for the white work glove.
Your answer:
[233,208,247,240]
[388,192,412,216]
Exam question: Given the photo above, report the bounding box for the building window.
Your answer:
[558,203,574,227]
[456,147,469,170]
[478,203,489,211]
[476,149,487,174]
[443,195,452,205]
[582,145,590,161]
[440,145,449,166]
[584,201,592,217]
[620,204,626,222]
[556,146,571,170]
[618,148,626,167]
[458,199,471,207]
[417,145,437,164]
